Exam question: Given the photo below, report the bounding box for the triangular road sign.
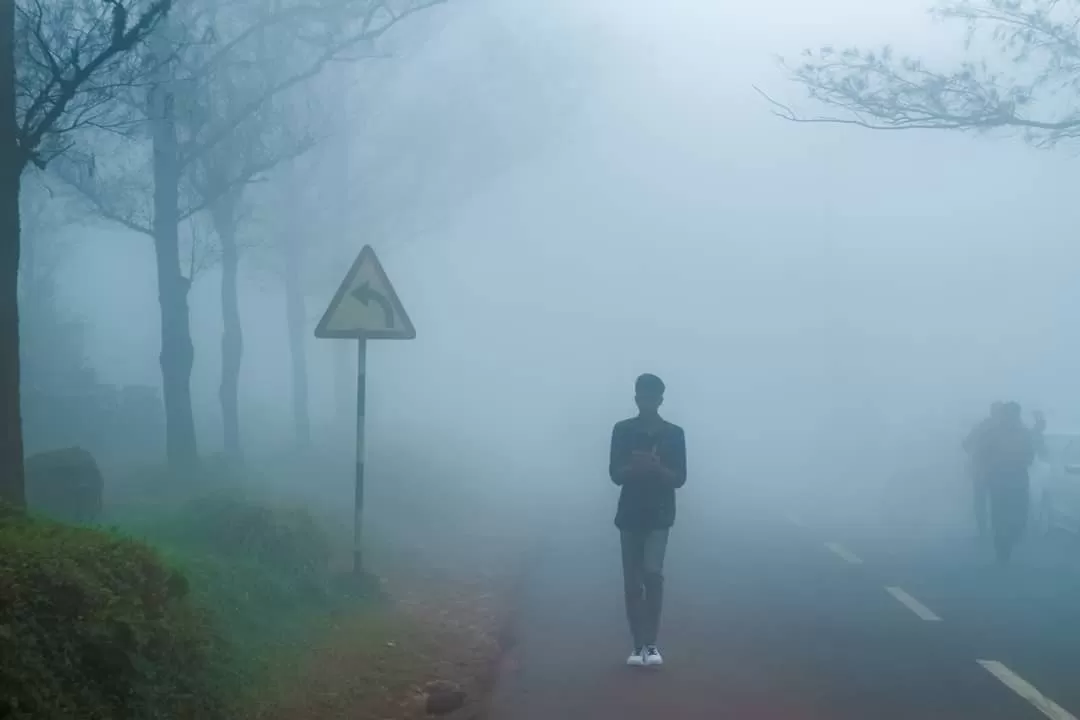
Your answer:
[314,246,416,340]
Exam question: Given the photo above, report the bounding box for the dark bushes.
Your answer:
[0,506,225,720]
[118,493,344,700]
[179,494,331,586]
[1,488,343,719]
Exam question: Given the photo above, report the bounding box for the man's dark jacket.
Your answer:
[609,417,687,531]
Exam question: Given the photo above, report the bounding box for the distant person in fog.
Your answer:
[1032,410,1047,459]
[609,373,687,667]
[963,402,1004,538]
[981,402,1037,564]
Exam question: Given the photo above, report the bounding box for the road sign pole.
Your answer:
[353,338,367,575]
[313,246,415,579]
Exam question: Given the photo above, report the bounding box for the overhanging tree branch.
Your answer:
[56,170,213,236]
[178,0,444,166]
[190,131,321,211]
[768,0,1080,148]
[67,181,153,235]
[14,0,173,170]
[52,146,209,237]
[181,1,368,81]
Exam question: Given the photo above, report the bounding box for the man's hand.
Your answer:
[620,448,682,487]
[629,449,673,483]
[631,449,661,470]
[613,452,649,483]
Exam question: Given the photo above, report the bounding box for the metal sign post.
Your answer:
[353,338,367,572]
[315,246,415,575]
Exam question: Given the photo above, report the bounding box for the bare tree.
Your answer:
[270,158,316,449]
[764,0,1080,148]
[196,0,448,462]
[190,6,320,462]
[59,0,447,471]
[238,80,358,453]
[0,0,171,507]
[271,68,357,451]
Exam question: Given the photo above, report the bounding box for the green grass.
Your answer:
[109,491,368,708]
[4,478,376,719]
[0,505,225,720]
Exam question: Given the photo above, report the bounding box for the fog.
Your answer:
[32,0,1080,538]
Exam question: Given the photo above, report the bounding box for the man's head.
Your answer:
[990,401,1005,420]
[635,373,665,416]
[1003,401,1022,424]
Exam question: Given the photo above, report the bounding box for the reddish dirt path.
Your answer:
[246,538,529,720]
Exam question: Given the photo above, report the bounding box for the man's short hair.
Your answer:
[635,373,665,396]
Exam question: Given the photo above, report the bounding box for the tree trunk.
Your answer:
[211,195,242,461]
[0,0,25,507]
[283,230,310,449]
[333,98,352,425]
[151,84,198,470]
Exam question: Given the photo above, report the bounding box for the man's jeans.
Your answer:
[620,529,669,648]
[989,476,1030,562]
[973,475,989,537]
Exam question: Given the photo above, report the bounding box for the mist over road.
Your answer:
[490,494,1080,719]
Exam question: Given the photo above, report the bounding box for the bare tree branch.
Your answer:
[178,0,445,166]
[66,180,153,235]
[51,137,210,237]
[61,0,447,248]
[181,1,368,81]
[770,0,1080,148]
[190,131,321,215]
[183,213,220,280]
[56,166,218,236]
[14,0,173,170]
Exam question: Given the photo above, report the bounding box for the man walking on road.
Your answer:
[963,402,1004,538]
[609,373,687,668]
[967,401,1037,564]
[986,402,1037,564]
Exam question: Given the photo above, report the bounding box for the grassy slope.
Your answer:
[107,492,357,711]
[82,454,540,719]
[0,507,225,720]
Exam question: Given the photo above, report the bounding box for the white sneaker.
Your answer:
[643,645,663,666]
[626,648,645,666]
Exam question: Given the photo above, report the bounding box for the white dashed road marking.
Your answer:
[824,542,863,565]
[885,586,942,621]
[978,660,1078,720]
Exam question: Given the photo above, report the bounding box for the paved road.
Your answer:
[489,497,1080,720]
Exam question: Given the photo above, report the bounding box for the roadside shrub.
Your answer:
[182,495,331,583]
[116,492,344,697]
[0,506,225,720]
[130,493,333,594]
